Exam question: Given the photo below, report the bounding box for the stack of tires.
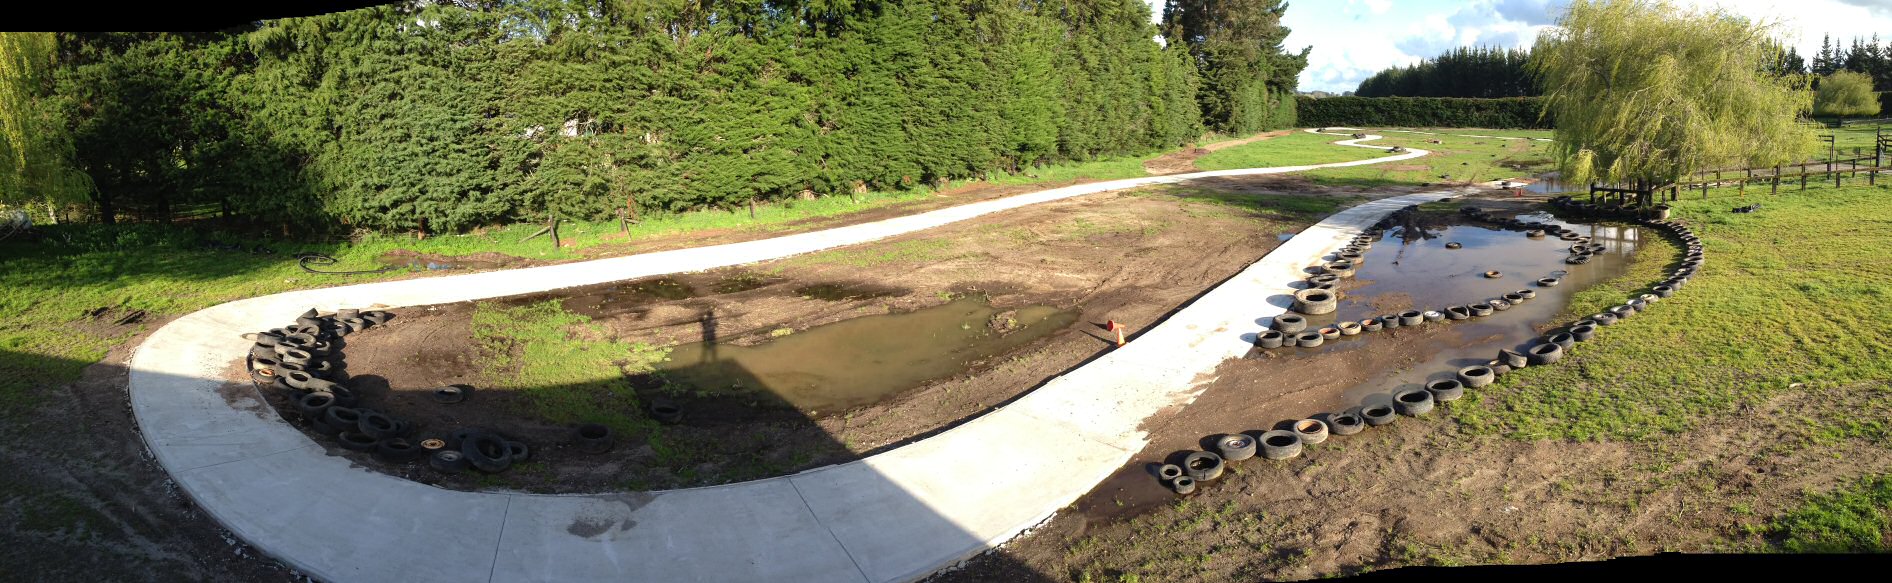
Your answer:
[245,308,533,475]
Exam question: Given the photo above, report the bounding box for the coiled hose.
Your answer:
[296,253,398,275]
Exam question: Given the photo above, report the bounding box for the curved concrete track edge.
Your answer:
[129,129,1456,582]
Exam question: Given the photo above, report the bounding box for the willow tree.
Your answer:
[1814,70,1881,117]
[1533,0,1814,193]
[0,32,88,222]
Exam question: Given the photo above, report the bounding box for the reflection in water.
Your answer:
[657,298,1078,411]
[1281,210,1645,408]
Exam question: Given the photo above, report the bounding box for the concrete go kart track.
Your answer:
[128,130,1470,582]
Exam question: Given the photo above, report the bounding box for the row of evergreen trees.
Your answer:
[3,0,1307,232]
[1352,46,1536,98]
[1808,34,1892,93]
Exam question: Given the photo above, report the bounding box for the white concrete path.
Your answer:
[128,130,1455,583]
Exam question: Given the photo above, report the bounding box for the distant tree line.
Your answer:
[1296,96,1547,129]
[0,0,1307,233]
[1353,46,1537,98]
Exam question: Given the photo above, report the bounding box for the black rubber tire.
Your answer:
[1318,326,1341,341]
[338,431,378,452]
[1570,324,1598,342]
[1157,463,1183,482]
[1398,311,1423,326]
[575,424,615,454]
[1327,413,1365,435]
[1380,314,1402,329]
[1323,260,1356,279]
[358,411,403,439]
[1293,419,1330,445]
[1295,332,1324,348]
[295,391,336,416]
[1426,379,1465,402]
[1215,434,1257,462]
[1271,314,1308,334]
[1445,306,1471,320]
[1456,365,1495,388]
[505,441,530,463]
[1610,304,1637,319]
[1444,242,1462,250]
[1526,229,1545,238]
[1469,303,1494,317]
[1652,284,1675,298]
[1394,388,1435,416]
[1589,312,1618,326]
[1361,404,1398,426]
[375,438,424,463]
[1337,321,1362,336]
[462,433,514,473]
[362,311,392,325]
[1308,273,1340,286]
[429,450,471,473]
[1488,299,1512,311]
[1361,318,1383,333]
[1256,330,1286,349]
[1515,289,1537,300]
[433,384,470,404]
[650,398,684,424]
[281,369,316,390]
[324,406,362,431]
[1422,310,1445,323]
[1547,332,1576,349]
[1293,288,1338,315]
[1489,362,1512,376]
[1171,476,1196,495]
[1259,430,1304,460]
[1527,342,1564,365]
[1182,451,1224,482]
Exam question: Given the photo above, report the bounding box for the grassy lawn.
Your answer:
[1454,184,1892,441]
[1300,129,1557,188]
[1766,473,1892,552]
[1194,131,1390,170]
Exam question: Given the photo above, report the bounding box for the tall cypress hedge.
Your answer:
[1296,96,1550,130]
[22,0,1323,233]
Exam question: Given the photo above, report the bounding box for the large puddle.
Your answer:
[1273,208,1647,408]
[655,298,1079,411]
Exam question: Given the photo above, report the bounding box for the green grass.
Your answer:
[1454,183,1892,441]
[470,300,669,434]
[1300,130,1556,188]
[1767,474,1892,552]
[1194,131,1390,171]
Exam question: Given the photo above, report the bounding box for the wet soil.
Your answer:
[302,186,1345,493]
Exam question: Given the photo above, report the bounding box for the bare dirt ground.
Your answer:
[936,381,1892,581]
[292,185,1351,492]
[1142,130,1294,175]
[0,324,298,582]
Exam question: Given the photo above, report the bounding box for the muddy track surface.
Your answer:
[313,187,1341,493]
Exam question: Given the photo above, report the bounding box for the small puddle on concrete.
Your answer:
[1271,209,1647,408]
[655,298,1078,411]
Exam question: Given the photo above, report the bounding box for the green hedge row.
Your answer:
[1295,96,1550,129]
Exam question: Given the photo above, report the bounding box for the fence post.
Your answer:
[1773,166,1780,195]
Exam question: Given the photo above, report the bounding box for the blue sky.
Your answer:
[1143,0,1892,93]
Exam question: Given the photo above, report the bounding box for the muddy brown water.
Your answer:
[1271,209,1646,410]
[656,298,1078,411]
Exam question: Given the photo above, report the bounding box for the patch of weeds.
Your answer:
[471,300,669,435]
[1766,474,1892,552]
